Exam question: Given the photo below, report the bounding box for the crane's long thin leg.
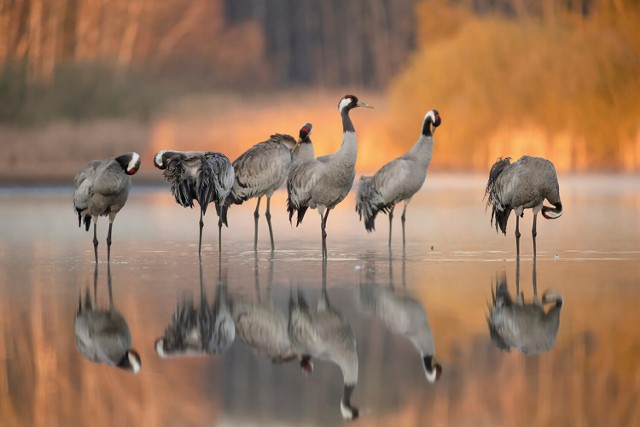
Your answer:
[532,253,538,302]
[265,196,274,252]
[388,206,394,248]
[320,208,331,259]
[106,221,114,264]
[318,209,325,258]
[198,208,204,258]
[218,206,223,255]
[532,213,538,260]
[401,201,409,250]
[92,218,99,264]
[515,215,521,260]
[515,253,521,301]
[254,197,262,251]
[388,247,394,290]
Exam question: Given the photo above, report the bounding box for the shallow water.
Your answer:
[1,175,639,427]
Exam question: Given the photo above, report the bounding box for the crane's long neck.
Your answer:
[406,134,434,167]
[410,328,435,357]
[336,109,357,165]
[339,351,359,386]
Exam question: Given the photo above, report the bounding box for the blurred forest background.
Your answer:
[0,0,639,181]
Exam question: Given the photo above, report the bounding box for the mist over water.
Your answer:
[1,175,639,426]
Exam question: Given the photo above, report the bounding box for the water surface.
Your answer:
[1,175,639,427]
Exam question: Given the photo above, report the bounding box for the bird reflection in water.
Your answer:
[288,261,359,421]
[487,258,564,355]
[75,265,141,373]
[232,254,309,366]
[155,262,235,358]
[358,253,442,383]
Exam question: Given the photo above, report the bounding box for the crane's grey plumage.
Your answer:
[232,259,305,364]
[487,264,563,355]
[485,155,563,259]
[224,124,314,251]
[75,265,141,373]
[359,282,442,383]
[233,300,299,363]
[288,95,372,259]
[155,264,235,358]
[290,124,315,171]
[288,266,359,420]
[154,150,234,256]
[356,110,441,248]
[73,152,141,263]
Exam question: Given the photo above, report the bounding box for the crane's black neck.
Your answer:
[115,154,131,171]
[421,119,433,137]
[341,108,355,133]
[342,383,359,419]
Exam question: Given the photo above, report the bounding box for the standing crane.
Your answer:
[485,156,562,259]
[154,150,234,257]
[224,124,314,251]
[73,152,141,263]
[356,110,441,248]
[287,95,373,259]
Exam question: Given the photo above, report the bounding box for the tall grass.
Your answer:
[388,1,640,171]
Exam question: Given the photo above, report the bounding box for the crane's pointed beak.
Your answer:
[357,101,374,109]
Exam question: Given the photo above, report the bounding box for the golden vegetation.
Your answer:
[389,0,640,171]
[1,0,639,181]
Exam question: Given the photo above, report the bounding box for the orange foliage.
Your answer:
[389,0,640,172]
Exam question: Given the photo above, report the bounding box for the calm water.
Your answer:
[1,175,639,427]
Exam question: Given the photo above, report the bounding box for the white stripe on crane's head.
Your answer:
[338,96,354,112]
[127,152,141,175]
[154,151,168,169]
[424,109,441,128]
[128,350,141,374]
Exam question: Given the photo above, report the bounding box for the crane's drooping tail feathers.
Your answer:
[196,158,216,215]
[355,176,378,232]
[75,207,92,231]
[164,154,230,217]
[484,157,512,235]
[83,214,91,231]
[219,204,229,227]
[287,196,308,227]
[355,176,393,232]
[164,161,194,209]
